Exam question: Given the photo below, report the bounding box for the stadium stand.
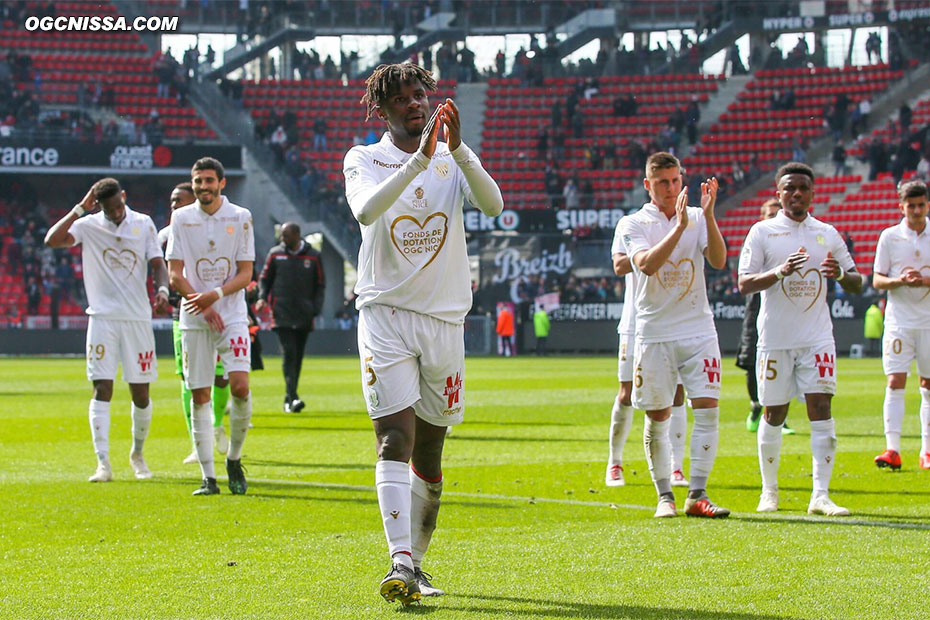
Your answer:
[482,73,725,209]
[0,1,216,140]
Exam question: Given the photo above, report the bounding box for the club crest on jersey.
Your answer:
[816,234,826,246]
[434,162,449,179]
[413,186,428,210]
[226,225,235,235]
[131,227,140,235]
[814,352,835,378]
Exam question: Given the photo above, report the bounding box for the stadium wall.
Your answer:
[0,320,866,357]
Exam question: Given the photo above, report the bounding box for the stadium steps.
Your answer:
[678,74,752,160]
[454,82,489,156]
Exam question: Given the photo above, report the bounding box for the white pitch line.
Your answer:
[250,477,930,528]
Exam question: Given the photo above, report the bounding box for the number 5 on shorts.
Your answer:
[765,359,777,381]
[364,356,377,386]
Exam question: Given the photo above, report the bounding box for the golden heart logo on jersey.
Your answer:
[390,213,448,269]
[655,258,695,301]
[195,257,231,283]
[902,265,930,300]
[102,248,138,276]
[781,268,822,311]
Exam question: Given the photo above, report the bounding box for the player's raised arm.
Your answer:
[700,177,727,270]
[443,98,503,217]
[45,185,97,248]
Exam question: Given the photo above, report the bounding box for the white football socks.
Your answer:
[227,392,252,460]
[644,416,672,496]
[689,407,719,491]
[191,400,215,479]
[810,418,837,496]
[409,467,443,570]
[130,401,152,454]
[883,387,905,452]
[607,397,633,466]
[376,460,413,569]
[88,399,110,463]
[669,403,687,473]
[920,387,930,455]
[758,418,783,491]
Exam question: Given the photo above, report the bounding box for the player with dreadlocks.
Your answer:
[344,63,503,605]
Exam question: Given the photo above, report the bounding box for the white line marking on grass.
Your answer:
[250,477,930,528]
[250,477,653,511]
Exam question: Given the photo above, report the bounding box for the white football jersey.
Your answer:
[165,196,254,329]
[621,203,715,343]
[739,210,855,351]
[344,134,474,324]
[70,206,161,321]
[874,218,930,330]
[611,214,637,336]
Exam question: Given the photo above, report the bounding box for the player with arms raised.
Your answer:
[45,178,169,482]
[738,162,862,515]
[344,63,503,605]
[621,152,728,519]
[166,157,255,496]
[871,180,930,471]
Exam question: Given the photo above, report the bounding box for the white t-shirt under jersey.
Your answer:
[621,203,715,343]
[611,214,637,336]
[344,134,475,324]
[874,218,930,330]
[70,206,161,321]
[738,210,855,351]
[165,196,254,329]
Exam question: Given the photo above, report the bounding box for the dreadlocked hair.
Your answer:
[360,63,437,122]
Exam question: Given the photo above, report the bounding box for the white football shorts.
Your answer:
[757,344,837,406]
[357,304,465,427]
[882,326,930,377]
[632,333,721,410]
[85,317,157,383]
[181,323,251,389]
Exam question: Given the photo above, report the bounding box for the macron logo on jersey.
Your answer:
[703,358,721,383]
[137,350,154,372]
[815,353,835,377]
[443,373,463,408]
[230,336,248,358]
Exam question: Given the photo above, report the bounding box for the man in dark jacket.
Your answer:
[256,222,325,412]
[738,199,793,435]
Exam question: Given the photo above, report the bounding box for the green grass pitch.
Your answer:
[1,355,928,619]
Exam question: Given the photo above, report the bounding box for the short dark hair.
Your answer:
[760,198,780,215]
[899,179,929,201]
[645,152,681,177]
[174,181,194,194]
[360,63,437,122]
[192,157,225,180]
[93,178,122,201]
[775,162,814,184]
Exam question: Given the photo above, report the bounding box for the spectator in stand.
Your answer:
[859,97,872,130]
[900,104,913,134]
[866,31,882,64]
[917,153,930,183]
[685,97,700,145]
[312,118,328,151]
[26,276,41,315]
[270,124,288,160]
[563,177,579,209]
[832,140,848,177]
